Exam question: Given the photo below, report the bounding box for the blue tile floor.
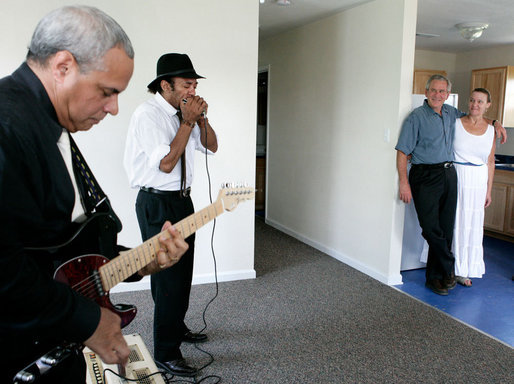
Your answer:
[394,236,514,347]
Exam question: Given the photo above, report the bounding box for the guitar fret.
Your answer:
[109,263,118,289]
[126,254,136,274]
[178,221,187,238]
[131,248,142,272]
[189,217,197,233]
[138,242,147,264]
[121,257,132,281]
[114,260,123,288]
[148,236,159,261]
[210,204,218,219]
[115,260,124,285]
[194,213,201,228]
[105,263,116,291]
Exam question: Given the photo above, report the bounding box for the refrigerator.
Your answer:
[400,93,459,271]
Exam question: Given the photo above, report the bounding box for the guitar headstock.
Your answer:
[217,183,255,211]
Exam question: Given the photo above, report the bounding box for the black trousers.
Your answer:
[135,190,195,362]
[409,164,457,282]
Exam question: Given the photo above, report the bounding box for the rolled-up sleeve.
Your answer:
[395,113,418,156]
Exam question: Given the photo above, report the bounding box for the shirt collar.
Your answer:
[12,62,63,142]
[422,99,449,116]
[154,92,180,117]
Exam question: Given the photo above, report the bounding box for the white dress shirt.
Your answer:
[124,93,216,191]
[57,129,86,222]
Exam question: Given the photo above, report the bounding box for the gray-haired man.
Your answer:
[0,6,187,382]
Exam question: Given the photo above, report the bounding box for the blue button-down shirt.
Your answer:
[395,100,465,164]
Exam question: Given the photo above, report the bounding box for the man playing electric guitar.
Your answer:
[0,6,188,383]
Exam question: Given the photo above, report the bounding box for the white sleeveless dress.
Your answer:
[451,118,494,278]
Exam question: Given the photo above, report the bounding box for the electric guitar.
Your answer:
[13,185,254,383]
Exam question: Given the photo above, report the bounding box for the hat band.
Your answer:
[157,69,203,78]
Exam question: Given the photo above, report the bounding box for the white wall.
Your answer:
[0,0,259,290]
[258,0,417,284]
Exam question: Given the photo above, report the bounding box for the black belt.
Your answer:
[140,186,191,197]
[412,162,453,169]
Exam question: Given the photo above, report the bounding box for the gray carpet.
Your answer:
[113,217,514,383]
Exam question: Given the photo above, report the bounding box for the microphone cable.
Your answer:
[198,113,220,336]
[185,113,221,382]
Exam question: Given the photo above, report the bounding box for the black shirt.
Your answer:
[0,63,100,373]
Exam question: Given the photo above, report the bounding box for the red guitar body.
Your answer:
[54,254,137,328]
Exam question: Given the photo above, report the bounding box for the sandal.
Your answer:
[456,276,472,287]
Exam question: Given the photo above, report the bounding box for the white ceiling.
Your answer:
[259,0,514,53]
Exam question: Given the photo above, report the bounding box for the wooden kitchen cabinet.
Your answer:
[471,66,514,127]
[505,185,514,235]
[413,69,447,94]
[484,170,514,239]
[484,184,507,231]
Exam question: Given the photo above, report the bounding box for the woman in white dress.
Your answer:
[452,88,496,287]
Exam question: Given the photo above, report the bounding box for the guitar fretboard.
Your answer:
[99,199,223,291]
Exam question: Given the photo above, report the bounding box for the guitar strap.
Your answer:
[68,133,122,233]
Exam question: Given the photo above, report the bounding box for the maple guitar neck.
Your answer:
[98,198,223,291]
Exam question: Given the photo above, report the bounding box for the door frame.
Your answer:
[258,65,270,219]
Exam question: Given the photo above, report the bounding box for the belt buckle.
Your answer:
[181,187,191,198]
[444,162,452,168]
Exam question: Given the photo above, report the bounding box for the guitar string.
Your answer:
[68,238,161,295]
[69,223,197,296]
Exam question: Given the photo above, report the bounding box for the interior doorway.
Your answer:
[256,69,268,216]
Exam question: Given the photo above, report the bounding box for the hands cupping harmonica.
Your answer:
[182,96,207,117]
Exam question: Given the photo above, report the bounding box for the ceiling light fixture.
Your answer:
[455,22,489,42]
[276,0,291,5]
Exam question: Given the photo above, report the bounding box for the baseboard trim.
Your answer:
[265,218,403,286]
[111,269,256,293]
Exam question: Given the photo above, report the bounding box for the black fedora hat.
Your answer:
[147,53,205,89]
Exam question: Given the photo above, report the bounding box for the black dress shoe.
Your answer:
[163,359,198,377]
[425,279,448,296]
[182,331,208,343]
[443,275,456,290]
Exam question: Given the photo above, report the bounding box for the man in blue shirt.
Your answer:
[395,74,506,295]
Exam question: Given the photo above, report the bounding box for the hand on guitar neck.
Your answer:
[84,221,188,367]
[137,221,188,276]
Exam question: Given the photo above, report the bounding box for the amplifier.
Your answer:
[83,333,165,384]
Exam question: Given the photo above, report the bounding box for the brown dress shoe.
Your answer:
[425,279,449,295]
